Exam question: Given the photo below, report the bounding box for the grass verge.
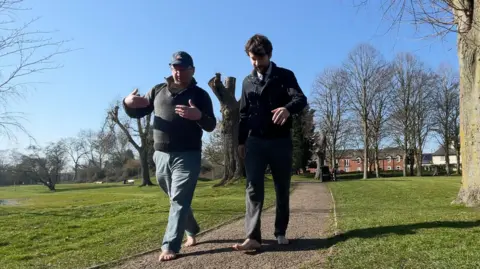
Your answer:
[0,178,276,269]
[326,176,480,269]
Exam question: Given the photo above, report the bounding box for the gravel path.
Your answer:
[109,182,333,269]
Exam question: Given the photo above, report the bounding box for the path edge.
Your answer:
[85,182,300,269]
[298,182,339,269]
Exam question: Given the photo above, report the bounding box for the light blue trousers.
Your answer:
[153,150,201,253]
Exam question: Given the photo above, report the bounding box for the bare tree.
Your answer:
[367,65,394,178]
[411,70,436,176]
[107,103,154,186]
[78,129,111,170]
[208,73,244,186]
[360,0,480,207]
[311,68,352,179]
[63,136,87,181]
[203,120,224,168]
[432,64,460,176]
[0,0,69,140]
[107,130,135,169]
[12,141,67,191]
[389,53,427,177]
[343,44,388,179]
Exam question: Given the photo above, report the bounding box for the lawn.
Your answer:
[326,176,480,269]
[0,178,276,269]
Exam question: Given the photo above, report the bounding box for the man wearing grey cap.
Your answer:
[123,51,216,261]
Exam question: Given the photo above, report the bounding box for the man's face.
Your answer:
[248,52,271,74]
[171,65,195,86]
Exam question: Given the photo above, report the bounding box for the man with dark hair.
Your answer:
[123,51,216,261]
[233,34,308,251]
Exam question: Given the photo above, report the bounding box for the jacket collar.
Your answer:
[250,61,278,78]
[248,61,281,86]
[249,61,278,81]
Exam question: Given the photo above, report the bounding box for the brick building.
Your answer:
[326,147,406,173]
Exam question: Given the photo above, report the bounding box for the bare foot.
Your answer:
[158,250,176,261]
[184,235,197,247]
[232,239,261,251]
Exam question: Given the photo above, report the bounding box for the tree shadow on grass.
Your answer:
[183,220,480,257]
[54,184,132,192]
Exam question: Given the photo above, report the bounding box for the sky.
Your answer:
[0,0,459,154]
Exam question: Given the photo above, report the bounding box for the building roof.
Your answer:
[422,153,433,164]
[432,146,457,156]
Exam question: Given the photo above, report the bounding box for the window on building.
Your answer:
[345,159,350,167]
[388,166,392,170]
[396,156,401,162]
[396,166,401,170]
[387,156,392,163]
[357,167,362,171]
[356,157,361,164]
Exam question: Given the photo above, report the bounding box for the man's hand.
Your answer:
[124,88,150,108]
[271,107,290,125]
[175,99,202,120]
[238,145,246,159]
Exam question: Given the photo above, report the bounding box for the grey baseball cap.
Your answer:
[169,51,194,68]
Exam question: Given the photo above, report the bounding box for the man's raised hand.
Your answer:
[124,88,150,108]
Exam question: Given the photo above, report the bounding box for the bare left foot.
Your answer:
[184,235,197,247]
[158,250,176,261]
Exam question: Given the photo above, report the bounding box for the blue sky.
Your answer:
[1,0,459,153]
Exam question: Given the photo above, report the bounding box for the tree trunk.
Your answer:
[139,147,154,187]
[330,148,337,181]
[314,153,322,180]
[73,164,79,182]
[137,118,154,187]
[409,150,415,176]
[454,3,480,206]
[220,130,236,184]
[314,132,327,181]
[402,150,408,177]
[363,122,368,179]
[46,183,56,191]
[444,148,451,176]
[232,112,245,179]
[416,150,423,177]
[208,74,242,187]
[374,147,380,178]
[456,147,461,175]
[39,177,56,191]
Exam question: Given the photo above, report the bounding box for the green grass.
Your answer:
[0,178,276,269]
[326,177,480,269]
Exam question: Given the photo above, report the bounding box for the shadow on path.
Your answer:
[182,220,480,257]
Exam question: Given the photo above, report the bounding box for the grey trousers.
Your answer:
[244,136,293,243]
[153,150,201,253]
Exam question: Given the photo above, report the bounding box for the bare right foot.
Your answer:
[184,235,197,247]
[232,239,261,251]
[158,250,176,261]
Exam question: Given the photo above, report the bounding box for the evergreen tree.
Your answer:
[291,106,315,173]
